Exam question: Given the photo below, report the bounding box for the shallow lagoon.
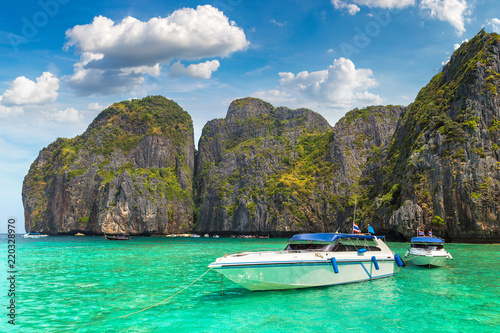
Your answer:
[1,236,498,332]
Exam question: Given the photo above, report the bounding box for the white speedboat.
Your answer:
[208,233,404,291]
[405,237,453,267]
[22,233,48,238]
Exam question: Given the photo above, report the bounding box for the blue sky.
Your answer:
[1,0,499,233]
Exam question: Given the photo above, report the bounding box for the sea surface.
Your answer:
[0,235,499,332]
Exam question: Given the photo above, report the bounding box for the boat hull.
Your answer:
[211,259,398,291]
[22,234,48,238]
[411,255,447,267]
[105,236,130,240]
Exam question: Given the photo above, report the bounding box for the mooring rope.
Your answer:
[52,266,214,332]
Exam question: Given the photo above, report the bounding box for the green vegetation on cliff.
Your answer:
[23,96,195,235]
[194,97,403,234]
[363,30,500,238]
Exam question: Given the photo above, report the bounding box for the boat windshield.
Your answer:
[285,237,381,252]
[332,238,382,252]
[412,243,444,250]
[285,243,332,251]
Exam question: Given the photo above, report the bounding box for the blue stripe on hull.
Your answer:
[214,259,396,269]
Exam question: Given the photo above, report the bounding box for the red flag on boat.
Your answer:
[353,223,361,233]
[428,230,433,237]
[418,230,424,236]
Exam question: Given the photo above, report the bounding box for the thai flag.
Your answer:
[428,230,433,237]
[418,230,424,236]
[353,223,361,233]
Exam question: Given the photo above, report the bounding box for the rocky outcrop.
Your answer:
[23,96,195,235]
[368,30,500,241]
[194,98,403,235]
[329,105,405,190]
[194,98,331,234]
[387,200,424,237]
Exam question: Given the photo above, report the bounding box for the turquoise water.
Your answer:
[1,235,499,332]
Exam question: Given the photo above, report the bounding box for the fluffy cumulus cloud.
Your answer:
[254,58,383,112]
[0,72,59,118]
[170,60,220,79]
[64,5,248,95]
[331,0,360,15]
[332,0,470,35]
[0,72,59,105]
[488,18,500,33]
[420,0,469,35]
[42,107,84,123]
[66,52,149,96]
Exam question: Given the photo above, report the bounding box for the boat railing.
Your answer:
[224,248,284,256]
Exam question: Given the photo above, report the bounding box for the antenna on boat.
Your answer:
[353,197,357,233]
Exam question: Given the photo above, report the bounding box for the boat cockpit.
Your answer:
[285,238,382,252]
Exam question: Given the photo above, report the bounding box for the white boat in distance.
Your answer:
[209,233,405,291]
[405,237,453,267]
[22,233,48,238]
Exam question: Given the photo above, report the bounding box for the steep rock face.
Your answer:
[329,105,405,190]
[23,96,195,235]
[194,98,402,235]
[194,98,331,234]
[325,105,405,231]
[370,30,500,241]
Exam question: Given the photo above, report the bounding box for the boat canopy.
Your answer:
[289,233,383,243]
[410,237,443,243]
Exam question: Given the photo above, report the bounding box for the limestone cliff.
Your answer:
[193,98,402,235]
[23,96,195,235]
[367,30,500,241]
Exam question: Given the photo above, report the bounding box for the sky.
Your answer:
[1,0,499,233]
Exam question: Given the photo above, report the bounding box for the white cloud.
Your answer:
[65,52,158,95]
[488,18,500,33]
[454,39,468,50]
[1,72,59,105]
[442,38,469,65]
[253,90,295,106]
[170,60,220,79]
[331,0,470,34]
[0,105,23,118]
[332,0,415,15]
[87,102,107,111]
[270,19,286,27]
[420,0,469,35]
[354,0,415,7]
[253,58,382,111]
[332,0,360,15]
[64,5,248,95]
[42,107,84,123]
